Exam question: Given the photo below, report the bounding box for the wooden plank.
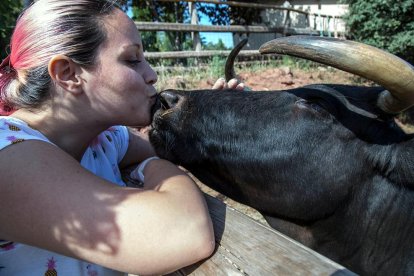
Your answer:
[169,194,357,275]
[189,2,202,52]
[135,22,321,35]
[169,246,245,275]
[144,49,263,59]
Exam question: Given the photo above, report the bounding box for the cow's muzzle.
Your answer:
[159,90,181,110]
[150,90,179,118]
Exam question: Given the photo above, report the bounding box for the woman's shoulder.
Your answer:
[0,116,53,151]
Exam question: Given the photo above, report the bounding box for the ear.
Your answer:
[48,55,83,94]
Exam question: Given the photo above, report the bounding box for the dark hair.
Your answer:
[0,0,122,114]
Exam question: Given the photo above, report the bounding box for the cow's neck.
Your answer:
[337,172,414,274]
[265,141,414,274]
[388,139,414,188]
[311,141,414,274]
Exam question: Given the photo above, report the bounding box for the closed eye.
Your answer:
[308,102,326,113]
[126,60,142,67]
[295,98,331,116]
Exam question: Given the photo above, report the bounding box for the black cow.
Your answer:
[148,36,414,275]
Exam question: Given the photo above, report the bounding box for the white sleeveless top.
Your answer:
[0,116,128,275]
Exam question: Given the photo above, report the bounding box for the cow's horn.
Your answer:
[225,38,248,82]
[259,36,414,114]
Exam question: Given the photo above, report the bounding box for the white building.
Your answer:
[233,0,348,49]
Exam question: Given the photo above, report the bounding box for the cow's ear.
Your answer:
[48,54,83,95]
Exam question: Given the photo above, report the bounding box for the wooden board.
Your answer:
[144,50,262,59]
[168,194,356,276]
[135,22,321,35]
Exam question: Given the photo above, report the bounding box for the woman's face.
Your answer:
[82,8,158,127]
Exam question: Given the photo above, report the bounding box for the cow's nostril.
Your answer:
[160,91,180,109]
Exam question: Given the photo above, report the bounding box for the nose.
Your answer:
[144,60,158,85]
[160,90,180,109]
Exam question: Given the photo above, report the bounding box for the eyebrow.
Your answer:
[122,43,141,51]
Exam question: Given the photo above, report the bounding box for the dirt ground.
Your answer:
[196,65,371,91]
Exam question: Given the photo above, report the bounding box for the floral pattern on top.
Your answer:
[0,241,15,251]
[0,117,129,275]
[7,123,21,132]
[6,135,25,144]
[45,257,57,276]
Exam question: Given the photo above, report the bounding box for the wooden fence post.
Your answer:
[189,2,202,52]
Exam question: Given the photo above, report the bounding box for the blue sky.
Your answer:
[199,14,233,48]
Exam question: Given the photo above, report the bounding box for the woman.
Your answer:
[0,0,243,275]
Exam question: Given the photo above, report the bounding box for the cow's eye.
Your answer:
[308,102,326,113]
[295,99,330,116]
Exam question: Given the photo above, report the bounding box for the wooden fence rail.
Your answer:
[135,22,321,35]
[144,49,260,59]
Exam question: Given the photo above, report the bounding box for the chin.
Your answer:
[127,117,151,128]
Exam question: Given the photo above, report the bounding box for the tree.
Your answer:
[343,0,414,65]
[129,0,192,52]
[0,0,23,59]
[203,39,229,51]
[343,0,414,124]
[197,0,262,26]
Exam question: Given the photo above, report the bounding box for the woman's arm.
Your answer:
[0,140,214,275]
[119,127,155,168]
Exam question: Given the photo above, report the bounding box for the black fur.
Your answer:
[149,85,414,275]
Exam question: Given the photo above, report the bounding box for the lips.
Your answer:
[150,93,162,120]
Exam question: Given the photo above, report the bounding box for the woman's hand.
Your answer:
[212,77,245,90]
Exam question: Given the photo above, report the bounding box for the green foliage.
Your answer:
[210,55,226,78]
[130,5,158,51]
[203,39,229,50]
[196,1,262,26]
[130,1,192,52]
[343,0,414,64]
[196,3,230,25]
[0,0,23,59]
